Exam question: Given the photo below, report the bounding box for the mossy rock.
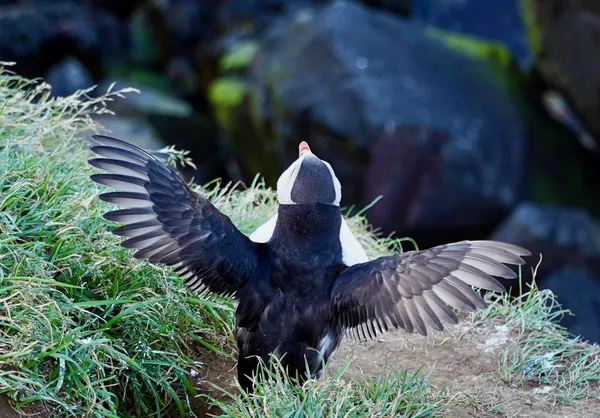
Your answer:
[425,26,514,68]
[519,0,543,56]
[220,40,260,71]
[208,77,248,129]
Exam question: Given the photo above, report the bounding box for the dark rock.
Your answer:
[148,0,329,94]
[412,0,532,69]
[492,202,600,343]
[137,0,220,95]
[89,114,166,151]
[217,0,409,37]
[492,202,600,273]
[44,56,94,97]
[3,0,144,18]
[361,0,411,17]
[541,265,600,344]
[87,0,146,20]
[152,0,218,57]
[231,0,526,240]
[218,0,329,39]
[96,79,193,119]
[94,79,230,185]
[523,0,600,148]
[0,2,129,79]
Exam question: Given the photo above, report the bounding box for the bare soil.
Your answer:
[0,395,16,418]
[0,393,51,418]
[178,346,239,418]
[184,319,600,417]
[330,322,600,418]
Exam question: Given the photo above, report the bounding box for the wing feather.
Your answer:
[88,135,262,296]
[331,240,530,339]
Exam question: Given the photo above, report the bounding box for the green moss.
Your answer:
[425,26,514,68]
[129,10,161,65]
[208,77,248,129]
[208,78,248,106]
[519,0,543,56]
[220,40,260,71]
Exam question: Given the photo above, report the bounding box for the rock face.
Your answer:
[492,202,600,343]
[493,202,600,273]
[44,57,94,97]
[242,0,527,238]
[94,79,230,185]
[542,266,600,344]
[411,0,532,68]
[0,2,128,78]
[524,0,600,148]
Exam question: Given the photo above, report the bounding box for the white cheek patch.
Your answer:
[277,158,303,205]
[322,161,341,206]
[250,214,277,243]
[249,213,369,266]
[340,217,369,265]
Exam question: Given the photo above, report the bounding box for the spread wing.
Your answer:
[87,135,262,297]
[330,240,530,339]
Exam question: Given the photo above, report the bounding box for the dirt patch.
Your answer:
[0,394,51,418]
[0,395,16,418]
[178,320,600,417]
[166,343,238,418]
[329,323,600,417]
[190,347,238,418]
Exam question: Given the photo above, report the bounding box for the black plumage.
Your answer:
[87,135,531,394]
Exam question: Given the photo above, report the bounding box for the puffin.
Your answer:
[86,135,531,393]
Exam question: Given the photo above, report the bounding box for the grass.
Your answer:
[0,64,599,417]
[471,262,600,403]
[0,63,237,417]
[210,357,446,417]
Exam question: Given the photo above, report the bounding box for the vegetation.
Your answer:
[425,26,514,68]
[1,64,598,417]
[211,357,446,417]
[0,63,236,417]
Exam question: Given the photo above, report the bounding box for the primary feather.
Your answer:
[87,134,262,298]
[330,241,529,339]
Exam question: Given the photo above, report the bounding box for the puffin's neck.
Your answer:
[273,204,342,252]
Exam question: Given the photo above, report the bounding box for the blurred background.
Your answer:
[2,0,600,343]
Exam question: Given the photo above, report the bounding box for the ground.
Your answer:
[2,312,599,418]
[187,320,600,418]
[332,324,600,417]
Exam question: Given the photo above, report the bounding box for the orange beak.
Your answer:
[299,141,311,156]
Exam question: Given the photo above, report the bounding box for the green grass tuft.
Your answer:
[209,356,447,418]
[471,261,600,403]
[0,63,237,417]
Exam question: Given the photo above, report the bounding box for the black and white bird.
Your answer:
[87,135,530,393]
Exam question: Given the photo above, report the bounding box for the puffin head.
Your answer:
[276,142,342,206]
